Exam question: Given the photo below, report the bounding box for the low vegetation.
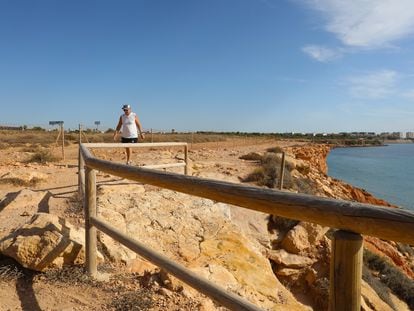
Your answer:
[243,153,284,188]
[241,152,316,195]
[0,130,232,145]
[266,146,284,153]
[363,249,414,309]
[26,149,58,164]
[239,152,262,161]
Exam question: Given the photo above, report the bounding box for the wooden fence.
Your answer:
[79,142,414,311]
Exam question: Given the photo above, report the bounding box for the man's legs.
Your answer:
[125,147,131,164]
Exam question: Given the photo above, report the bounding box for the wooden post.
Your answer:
[55,128,61,145]
[184,144,188,175]
[278,152,285,190]
[78,147,85,198]
[85,167,97,278]
[61,123,65,161]
[78,124,82,197]
[151,128,153,143]
[329,230,363,311]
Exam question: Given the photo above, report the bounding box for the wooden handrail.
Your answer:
[144,162,186,169]
[80,144,414,245]
[83,142,188,148]
[78,142,189,197]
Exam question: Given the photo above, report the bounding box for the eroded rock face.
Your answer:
[0,213,101,271]
[267,249,316,268]
[290,145,331,175]
[282,144,413,310]
[97,184,309,310]
[282,222,329,255]
[0,189,51,237]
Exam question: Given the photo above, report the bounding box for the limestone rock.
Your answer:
[126,257,157,274]
[0,189,51,237]
[0,213,102,271]
[0,170,48,185]
[267,249,315,268]
[275,267,302,277]
[229,205,271,249]
[97,207,136,262]
[281,222,329,254]
[97,183,145,197]
[96,187,309,310]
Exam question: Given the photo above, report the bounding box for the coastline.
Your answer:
[383,139,413,144]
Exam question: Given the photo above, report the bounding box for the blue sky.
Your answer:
[1,0,414,133]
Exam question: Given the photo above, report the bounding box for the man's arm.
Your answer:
[113,116,122,140]
[135,115,145,139]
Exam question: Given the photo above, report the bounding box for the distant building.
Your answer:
[394,132,405,139]
[406,132,414,139]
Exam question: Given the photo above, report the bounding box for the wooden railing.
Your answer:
[79,143,414,311]
[78,142,188,198]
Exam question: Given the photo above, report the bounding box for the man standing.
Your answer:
[114,104,145,164]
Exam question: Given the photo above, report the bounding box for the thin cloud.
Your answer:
[276,76,307,83]
[402,89,414,100]
[302,45,342,62]
[299,0,414,48]
[347,70,398,99]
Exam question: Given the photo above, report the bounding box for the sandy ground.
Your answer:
[0,138,298,311]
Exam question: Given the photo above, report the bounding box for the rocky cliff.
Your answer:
[279,144,413,309]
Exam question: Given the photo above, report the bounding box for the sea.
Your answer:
[326,143,414,211]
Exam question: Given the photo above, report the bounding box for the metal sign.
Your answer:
[94,121,101,125]
[49,121,64,125]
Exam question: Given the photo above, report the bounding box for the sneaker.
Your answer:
[126,161,132,165]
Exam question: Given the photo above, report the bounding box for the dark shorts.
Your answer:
[121,137,138,143]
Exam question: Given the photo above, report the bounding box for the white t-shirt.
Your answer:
[121,112,138,138]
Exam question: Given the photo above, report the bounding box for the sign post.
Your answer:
[94,121,100,132]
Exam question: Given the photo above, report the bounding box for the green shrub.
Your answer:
[310,277,329,311]
[396,243,414,257]
[364,249,414,309]
[243,167,266,183]
[266,146,284,153]
[362,265,395,307]
[296,164,311,175]
[239,152,263,161]
[26,149,58,163]
[291,177,317,195]
[243,153,299,190]
[271,215,299,232]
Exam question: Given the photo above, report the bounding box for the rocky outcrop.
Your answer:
[281,222,329,255]
[0,189,51,237]
[290,145,330,175]
[0,213,102,271]
[96,184,309,310]
[279,144,413,310]
[0,170,48,186]
[267,249,316,268]
[287,144,395,207]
